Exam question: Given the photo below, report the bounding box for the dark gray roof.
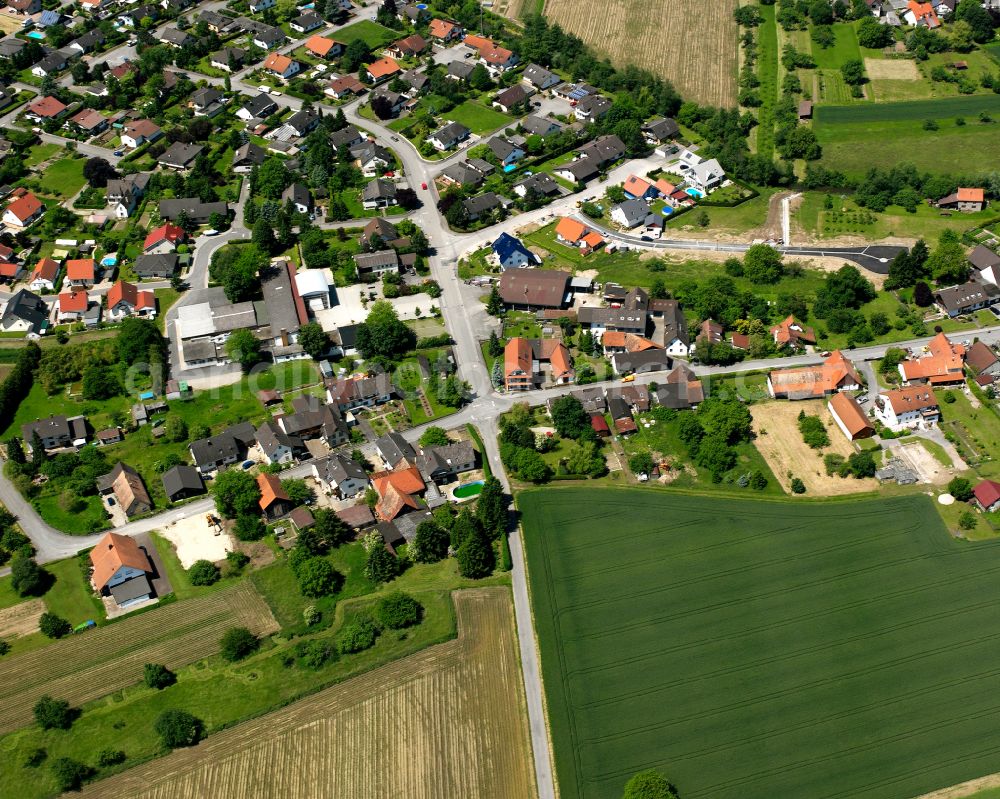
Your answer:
[362,178,396,201]
[613,198,650,227]
[935,280,1000,314]
[314,453,367,486]
[969,245,1000,271]
[354,250,399,271]
[576,134,626,165]
[3,289,47,330]
[642,117,679,140]
[661,299,688,345]
[431,121,470,144]
[488,137,520,160]
[110,574,152,603]
[135,253,178,277]
[330,125,363,149]
[240,93,277,118]
[515,172,560,196]
[462,192,503,216]
[191,87,222,108]
[447,60,474,79]
[521,115,563,137]
[189,433,240,467]
[441,161,485,187]
[261,261,302,336]
[159,198,228,223]
[233,141,266,166]
[161,464,204,498]
[157,142,204,168]
[282,182,312,207]
[613,349,671,374]
[257,419,303,458]
[375,431,414,467]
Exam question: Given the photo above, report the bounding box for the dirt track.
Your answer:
[752,400,879,496]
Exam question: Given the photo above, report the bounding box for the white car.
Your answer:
[203,229,219,236]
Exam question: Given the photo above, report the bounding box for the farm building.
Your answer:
[973,479,1000,512]
[828,392,874,441]
[770,315,815,350]
[767,351,861,400]
[498,269,571,311]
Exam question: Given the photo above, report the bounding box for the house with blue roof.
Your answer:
[492,232,537,271]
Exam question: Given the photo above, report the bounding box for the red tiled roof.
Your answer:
[957,187,984,203]
[89,532,151,590]
[144,223,185,250]
[555,217,587,244]
[5,192,43,224]
[974,479,1000,510]
[366,57,400,79]
[828,392,872,438]
[108,279,154,310]
[27,95,66,118]
[305,35,338,56]
[65,258,95,281]
[257,471,290,511]
[31,257,58,282]
[58,290,88,313]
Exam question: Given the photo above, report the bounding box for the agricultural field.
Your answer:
[814,96,1000,175]
[522,488,1000,799]
[750,399,879,495]
[74,589,536,799]
[0,581,277,735]
[541,0,739,106]
[754,5,778,159]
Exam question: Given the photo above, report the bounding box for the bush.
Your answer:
[96,749,126,768]
[233,513,266,542]
[798,414,830,449]
[187,559,221,586]
[143,663,176,690]
[50,757,92,792]
[941,390,957,404]
[11,553,49,597]
[154,709,203,748]
[219,627,259,662]
[39,612,72,639]
[296,638,337,669]
[959,510,978,531]
[947,476,973,502]
[0,639,10,656]
[23,747,47,768]
[338,614,379,654]
[374,592,423,629]
[34,695,75,730]
[296,557,342,598]
[226,550,251,572]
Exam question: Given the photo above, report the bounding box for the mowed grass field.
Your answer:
[75,589,537,799]
[522,488,1000,799]
[815,96,1000,175]
[542,0,738,106]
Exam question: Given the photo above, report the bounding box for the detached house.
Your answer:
[23,414,87,451]
[29,258,59,291]
[144,223,186,254]
[304,35,343,59]
[107,280,155,321]
[937,187,985,213]
[89,532,154,608]
[427,121,470,152]
[312,453,369,498]
[974,479,1000,513]
[258,472,293,521]
[770,315,815,350]
[263,52,299,80]
[65,258,96,288]
[120,119,162,149]
[365,56,400,84]
[57,290,89,323]
[554,217,605,255]
[3,191,44,228]
[387,34,428,59]
[874,385,940,430]
[492,232,537,270]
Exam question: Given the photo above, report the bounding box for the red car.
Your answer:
[421,182,428,190]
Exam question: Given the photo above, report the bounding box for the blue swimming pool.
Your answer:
[661,206,673,216]
[27,31,45,39]
[685,187,705,199]
[503,164,517,173]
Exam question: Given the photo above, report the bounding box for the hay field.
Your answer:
[0,582,277,734]
[542,0,739,107]
[77,588,536,799]
[864,58,920,80]
[522,488,1000,799]
[751,399,878,495]
[0,597,43,639]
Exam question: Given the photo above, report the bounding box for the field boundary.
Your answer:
[816,93,1000,124]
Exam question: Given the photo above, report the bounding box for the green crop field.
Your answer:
[817,93,1000,124]
[522,488,1000,799]
[754,5,778,159]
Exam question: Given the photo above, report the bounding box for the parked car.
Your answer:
[421,182,428,190]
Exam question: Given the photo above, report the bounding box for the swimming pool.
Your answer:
[661,206,673,216]
[503,164,517,173]
[685,187,705,199]
[27,31,45,39]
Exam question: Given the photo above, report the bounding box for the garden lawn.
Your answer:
[754,4,778,159]
[446,101,514,135]
[41,556,105,626]
[24,142,59,167]
[522,488,1000,799]
[809,22,862,70]
[335,20,397,47]
[35,157,87,199]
